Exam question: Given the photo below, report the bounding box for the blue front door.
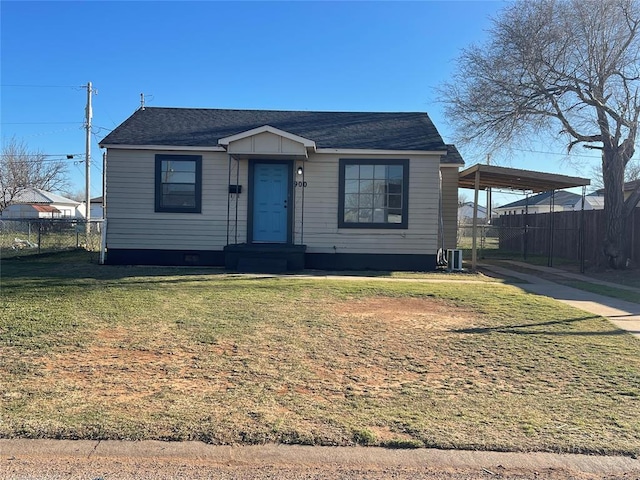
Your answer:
[252,163,289,243]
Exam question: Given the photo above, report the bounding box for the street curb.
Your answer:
[1,440,639,475]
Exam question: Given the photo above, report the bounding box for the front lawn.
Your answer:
[0,254,638,456]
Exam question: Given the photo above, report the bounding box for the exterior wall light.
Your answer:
[297,166,304,176]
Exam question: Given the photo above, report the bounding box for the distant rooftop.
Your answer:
[8,188,79,205]
[496,190,582,209]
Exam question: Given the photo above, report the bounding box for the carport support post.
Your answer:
[226,154,231,246]
[580,186,586,273]
[471,169,480,270]
[547,190,556,267]
[524,193,529,261]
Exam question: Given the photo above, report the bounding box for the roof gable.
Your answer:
[219,125,316,159]
[100,107,449,152]
[218,125,316,148]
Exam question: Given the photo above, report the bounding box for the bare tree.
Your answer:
[440,0,640,269]
[589,159,640,191]
[0,137,69,212]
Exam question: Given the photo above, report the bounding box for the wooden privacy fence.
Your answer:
[494,209,640,269]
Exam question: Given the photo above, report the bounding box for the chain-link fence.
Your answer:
[458,219,584,268]
[0,218,104,259]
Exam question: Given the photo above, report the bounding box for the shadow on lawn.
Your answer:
[1,251,453,285]
[454,315,627,336]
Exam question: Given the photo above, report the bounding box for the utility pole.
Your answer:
[486,153,492,225]
[85,81,93,241]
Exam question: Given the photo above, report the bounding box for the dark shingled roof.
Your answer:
[100,107,459,161]
[443,144,463,164]
[497,190,582,209]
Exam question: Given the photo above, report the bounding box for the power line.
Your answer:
[1,122,82,125]
[1,84,84,88]
[510,147,601,159]
[0,153,85,157]
[0,155,86,164]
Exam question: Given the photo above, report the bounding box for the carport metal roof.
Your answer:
[457,164,591,270]
[458,164,590,193]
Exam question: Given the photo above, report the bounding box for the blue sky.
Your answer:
[1,0,601,205]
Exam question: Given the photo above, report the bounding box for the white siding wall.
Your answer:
[106,149,247,250]
[294,153,441,255]
[107,149,442,255]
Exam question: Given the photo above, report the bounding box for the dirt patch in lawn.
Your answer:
[35,297,474,411]
[335,297,474,329]
[40,326,211,403]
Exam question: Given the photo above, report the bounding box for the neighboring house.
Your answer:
[458,202,494,224]
[495,191,582,216]
[573,195,605,211]
[0,188,81,219]
[90,196,105,219]
[99,107,464,271]
[593,179,640,206]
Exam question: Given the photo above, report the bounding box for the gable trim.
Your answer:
[218,125,317,149]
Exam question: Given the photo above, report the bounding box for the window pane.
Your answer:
[388,180,402,195]
[164,171,195,184]
[164,184,195,194]
[373,208,385,222]
[373,194,385,208]
[358,208,372,222]
[387,211,402,223]
[163,160,195,173]
[345,165,359,179]
[373,179,386,195]
[359,165,374,179]
[374,165,386,179]
[345,179,359,194]
[388,165,403,180]
[359,194,373,209]
[388,194,402,209]
[345,193,359,208]
[359,179,374,194]
[162,184,195,207]
[344,208,358,223]
[162,161,196,183]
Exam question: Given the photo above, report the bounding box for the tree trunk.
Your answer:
[602,148,628,269]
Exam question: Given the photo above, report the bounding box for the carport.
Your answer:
[458,164,591,271]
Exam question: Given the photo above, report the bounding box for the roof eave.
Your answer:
[99,144,227,152]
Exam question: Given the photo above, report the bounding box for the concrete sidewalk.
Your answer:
[1,440,639,479]
[479,263,640,337]
[503,260,640,295]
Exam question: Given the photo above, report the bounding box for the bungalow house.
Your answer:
[0,188,81,219]
[495,190,582,216]
[99,107,463,271]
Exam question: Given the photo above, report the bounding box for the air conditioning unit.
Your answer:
[447,249,463,271]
